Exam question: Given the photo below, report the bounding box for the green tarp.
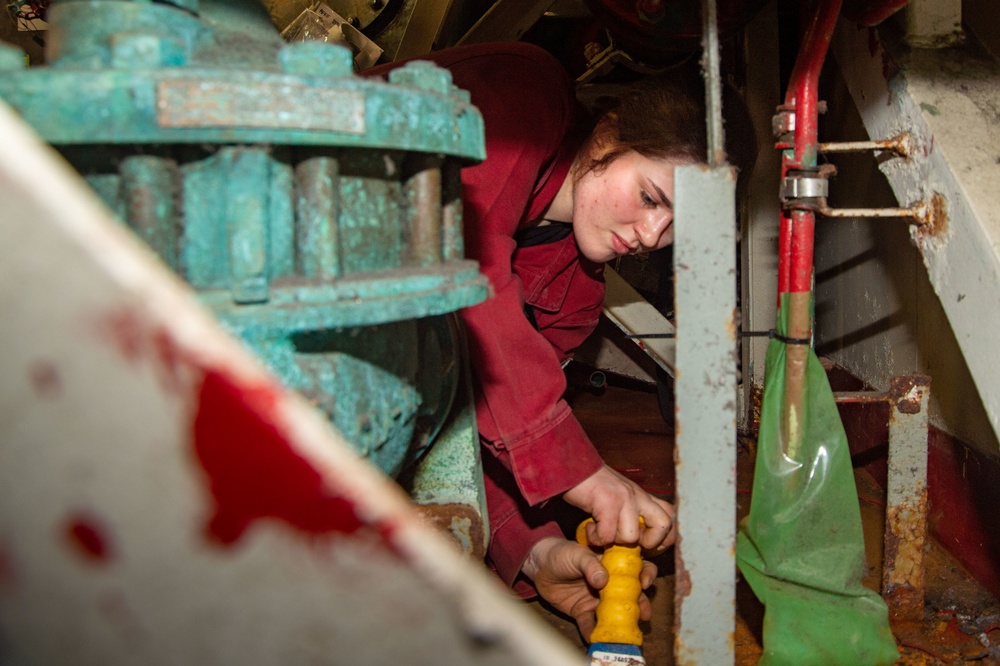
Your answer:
[736,295,900,665]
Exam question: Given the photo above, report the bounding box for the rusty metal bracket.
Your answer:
[833,373,931,620]
[816,195,939,228]
[776,129,934,225]
[777,132,915,158]
[818,131,915,158]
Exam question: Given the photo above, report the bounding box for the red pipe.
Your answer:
[779,0,843,296]
[777,155,793,298]
[790,0,841,173]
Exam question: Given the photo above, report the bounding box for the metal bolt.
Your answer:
[348,16,359,27]
[370,0,383,10]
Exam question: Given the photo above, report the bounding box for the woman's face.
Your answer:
[571,151,690,264]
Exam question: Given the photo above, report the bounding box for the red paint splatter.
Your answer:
[152,327,184,393]
[65,515,114,564]
[28,359,61,398]
[193,369,368,545]
[99,309,185,394]
[102,309,145,366]
[96,306,402,554]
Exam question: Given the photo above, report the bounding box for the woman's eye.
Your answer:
[641,191,656,207]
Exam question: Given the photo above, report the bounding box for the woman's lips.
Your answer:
[612,233,633,256]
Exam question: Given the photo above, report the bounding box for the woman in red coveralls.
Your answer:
[368,41,754,640]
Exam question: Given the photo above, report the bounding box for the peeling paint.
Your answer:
[883,489,929,619]
[889,374,930,415]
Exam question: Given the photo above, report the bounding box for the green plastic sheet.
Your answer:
[736,295,899,665]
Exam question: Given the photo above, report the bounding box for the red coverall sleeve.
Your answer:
[481,451,564,593]
[448,47,604,507]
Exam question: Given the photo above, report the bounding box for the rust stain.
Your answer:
[883,489,928,620]
[888,374,930,414]
[917,192,948,237]
[411,503,486,561]
[674,534,691,601]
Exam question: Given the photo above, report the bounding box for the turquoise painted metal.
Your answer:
[0,0,489,543]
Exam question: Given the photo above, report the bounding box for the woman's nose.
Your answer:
[636,212,674,250]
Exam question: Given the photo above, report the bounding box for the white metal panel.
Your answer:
[0,99,583,666]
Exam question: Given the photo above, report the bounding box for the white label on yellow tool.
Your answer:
[589,650,646,666]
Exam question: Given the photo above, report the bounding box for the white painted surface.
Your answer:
[824,20,1000,455]
[0,100,584,666]
[602,267,676,376]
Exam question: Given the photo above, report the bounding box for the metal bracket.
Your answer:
[779,165,832,211]
[833,374,931,620]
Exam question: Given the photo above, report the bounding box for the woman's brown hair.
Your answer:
[580,72,758,200]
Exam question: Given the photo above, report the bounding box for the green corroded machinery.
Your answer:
[0,0,490,556]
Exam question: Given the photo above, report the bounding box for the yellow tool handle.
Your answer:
[576,518,644,646]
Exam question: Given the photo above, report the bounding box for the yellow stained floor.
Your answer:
[527,377,1000,666]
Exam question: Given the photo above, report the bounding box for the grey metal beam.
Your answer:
[673,165,738,666]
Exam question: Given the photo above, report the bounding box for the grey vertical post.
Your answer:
[883,374,931,620]
[673,165,737,666]
[673,0,738,662]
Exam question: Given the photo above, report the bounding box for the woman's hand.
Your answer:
[562,464,677,551]
[522,537,657,642]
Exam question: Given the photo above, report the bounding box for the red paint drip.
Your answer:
[65,515,114,564]
[193,369,366,545]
